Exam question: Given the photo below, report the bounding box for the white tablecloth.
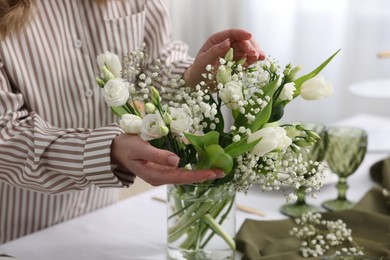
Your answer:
[1,114,389,260]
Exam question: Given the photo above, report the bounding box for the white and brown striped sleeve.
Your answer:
[0,58,133,194]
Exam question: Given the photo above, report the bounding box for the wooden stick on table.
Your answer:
[377,51,390,59]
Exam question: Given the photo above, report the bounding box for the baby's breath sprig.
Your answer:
[289,212,364,258]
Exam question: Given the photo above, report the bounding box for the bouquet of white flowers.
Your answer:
[96,45,338,259]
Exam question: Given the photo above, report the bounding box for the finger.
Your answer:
[231,40,259,59]
[198,38,231,65]
[130,161,225,186]
[199,29,251,53]
[248,38,266,60]
[208,29,252,45]
[133,141,180,167]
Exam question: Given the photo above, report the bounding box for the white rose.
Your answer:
[119,114,142,134]
[169,107,193,135]
[219,81,243,110]
[102,78,130,107]
[248,127,292,156]
[300,75,333,100]
[140,113,168,141]
[97,51,122,77]
[279,82,296,101]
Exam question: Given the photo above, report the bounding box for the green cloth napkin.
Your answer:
[236,158,390,260]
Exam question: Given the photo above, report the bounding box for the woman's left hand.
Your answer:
[184,28,266,87]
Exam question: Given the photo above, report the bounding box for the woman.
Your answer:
[0,0,264,243]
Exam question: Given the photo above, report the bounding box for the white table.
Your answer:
[1,114,389,260]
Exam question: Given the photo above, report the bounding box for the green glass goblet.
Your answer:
[281,123,327,217]
[322,126,367,211]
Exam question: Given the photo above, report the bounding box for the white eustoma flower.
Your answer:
[102,78,129,107]
[300,75,333,100]
[140,112,168,141]
[97,51,122,77]
[169,107,193,135]
[219,81,243,110]
[279,82,296,101]
[119,114,142,134]
[248,126,292,156]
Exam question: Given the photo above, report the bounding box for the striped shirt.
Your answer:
[0,0,192,244]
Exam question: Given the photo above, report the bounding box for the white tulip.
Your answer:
[119,114,142,134]
[248,127,292,156]
[102,78,130,107]
[279,82,296,101]
[169,107,193,135]
[97,51,122,78]
[300,75,333,100]
[219,81,243,110]
[140,113,168,141]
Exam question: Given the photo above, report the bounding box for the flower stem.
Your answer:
[168,202,213,243]
[202,214,236,250]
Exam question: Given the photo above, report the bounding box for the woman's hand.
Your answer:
[183,28,266,87]
[111,134,225,186]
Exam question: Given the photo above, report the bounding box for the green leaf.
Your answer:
[224,137,261,158]
[269,102,284,123]
[293,49,340,98]
[184,131,220,152]
[205,144,233,174]
[110,106,128,117]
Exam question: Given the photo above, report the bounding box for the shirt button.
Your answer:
[74,39,82,48]
[85,89,94,98]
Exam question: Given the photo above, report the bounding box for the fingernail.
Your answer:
[213,170,225,178]
[167,155,179,167]
[259,50,266,60]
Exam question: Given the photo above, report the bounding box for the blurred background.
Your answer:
[169,0,390,124]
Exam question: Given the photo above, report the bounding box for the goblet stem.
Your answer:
[336,177,348,201]
[296,186,307,206]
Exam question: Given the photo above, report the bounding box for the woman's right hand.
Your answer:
[110,133,225,186]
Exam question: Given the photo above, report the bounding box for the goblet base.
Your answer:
[322,199,354,211]
[280,203,320,217]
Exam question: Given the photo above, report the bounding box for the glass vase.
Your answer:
[167,183,236,260]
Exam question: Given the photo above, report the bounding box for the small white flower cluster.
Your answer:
[281,151,327,201]
[289,212,364,258]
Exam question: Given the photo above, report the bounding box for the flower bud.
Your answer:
[288,65,302,81]
[237,58,247,65]
[160,125,169,136]
[307,130,321,140]
[95,77,105,88]
[101,66,115,81]
[216,66,232,85]
[290,144,301,154]
[150,86,161,105]
[305,136,318,144]
[224,48,234,61]
[144,103,156,114]
[163,112,172,125]
[270,63,277,73]
[284,125,300,139]
[283,68,291,77]
[294,139,312,147]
